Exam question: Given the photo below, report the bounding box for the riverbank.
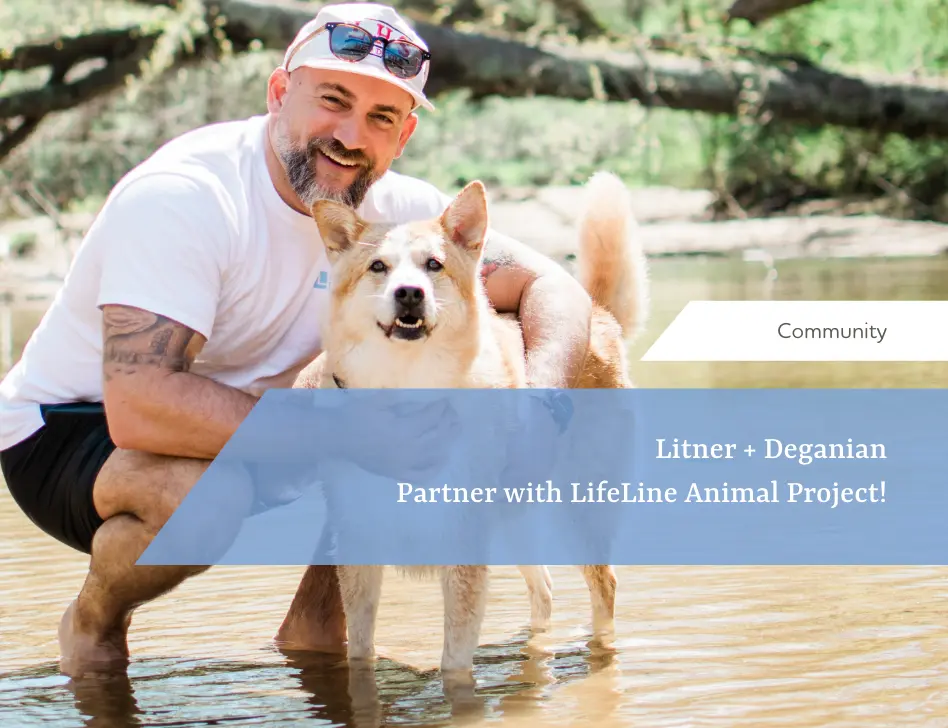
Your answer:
[2,185,947,305]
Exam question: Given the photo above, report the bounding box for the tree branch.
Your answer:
[2,0,947,166]
[726,0,820,26]
[0,28,154,73]
[0,116,45,161]
[0,12,220,161]
[197,0,948,144]
[546,0,608,40]
[0,38,158,121]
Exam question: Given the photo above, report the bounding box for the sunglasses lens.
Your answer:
[383,41,425,78]
[329,24,374,61]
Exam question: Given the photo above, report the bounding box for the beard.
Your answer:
[276,133,379,210]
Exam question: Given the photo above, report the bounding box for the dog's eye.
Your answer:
[369,260,388,273]
[426,258,443,272]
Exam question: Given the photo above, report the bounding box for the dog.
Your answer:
[293,171,649,681]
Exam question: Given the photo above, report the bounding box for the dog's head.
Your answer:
[311,181,490,344]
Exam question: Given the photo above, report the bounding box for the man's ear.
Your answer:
[440,181,489,254]
[393,112,419,160]
[266,67,290,114]
[311,201,365,259]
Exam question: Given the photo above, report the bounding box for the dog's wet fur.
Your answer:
[294,171,650,683]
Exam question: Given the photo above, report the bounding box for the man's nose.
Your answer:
[332,117,368,152]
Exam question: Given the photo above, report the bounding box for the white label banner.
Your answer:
[641,301,948,362]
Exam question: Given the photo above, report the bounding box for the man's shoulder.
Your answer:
[361,170,453,224]
[114,115,264,197]
[101,116,267,227]
[147,115,264,167]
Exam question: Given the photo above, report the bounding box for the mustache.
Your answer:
[278,133,378,209]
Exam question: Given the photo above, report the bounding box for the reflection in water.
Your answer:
[1,634,619,727]
[67,671,142,728]
[2,255,948,726]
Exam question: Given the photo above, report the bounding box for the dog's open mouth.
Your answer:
[378,315,430,341]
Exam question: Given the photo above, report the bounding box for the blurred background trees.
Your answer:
[1,0,946,223]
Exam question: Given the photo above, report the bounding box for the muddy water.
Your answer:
[2,255,948,726]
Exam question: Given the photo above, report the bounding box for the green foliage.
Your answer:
[668,0,948,218]
[1,0,946,220]
[393,91,705,191]
[8,230,37,257]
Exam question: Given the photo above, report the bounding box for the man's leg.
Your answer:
[276,354,348,651]
[60,448,253,677]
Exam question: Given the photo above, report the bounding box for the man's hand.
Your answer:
[480,229,591,388]
[101,304,259,459]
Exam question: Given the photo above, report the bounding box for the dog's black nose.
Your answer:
[394,286,425,307]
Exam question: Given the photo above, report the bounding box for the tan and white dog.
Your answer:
[294,171,649,680]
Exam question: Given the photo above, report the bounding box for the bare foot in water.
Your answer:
[58,601,131,678]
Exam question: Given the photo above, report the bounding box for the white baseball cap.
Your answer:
[283,3,435,112]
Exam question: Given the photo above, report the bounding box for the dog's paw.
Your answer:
[441,669,482,711]
[586,621,617,652]
[441,665,477,690]
[346,646,378,664]
[528,612,552,632]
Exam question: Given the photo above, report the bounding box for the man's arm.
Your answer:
[480,229,592,388]
[101,304,259,460]
[88,172,264,460]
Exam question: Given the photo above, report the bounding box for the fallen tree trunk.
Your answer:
[0,19,224,162]
[0,35,159,121]
[139,0,948,140]
[2,0,947,164]
[546,0,608,39]
[726,0,821,26]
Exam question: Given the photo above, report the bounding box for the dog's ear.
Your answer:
[440,181,489,254]
[311,200,364,258]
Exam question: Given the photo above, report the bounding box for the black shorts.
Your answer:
[0,402,116,554]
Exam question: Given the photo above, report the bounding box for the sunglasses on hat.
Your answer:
[286,22,431,80]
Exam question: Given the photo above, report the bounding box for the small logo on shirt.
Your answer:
[313,271,330,289]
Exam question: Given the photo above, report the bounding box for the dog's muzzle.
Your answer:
[389,285,428,340]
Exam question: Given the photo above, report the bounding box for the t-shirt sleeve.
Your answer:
[433,186,454,213]
[95,172,233,340]
[362,172,454,224]
[407,179,465,218]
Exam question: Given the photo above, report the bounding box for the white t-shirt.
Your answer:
[0,114,452,450]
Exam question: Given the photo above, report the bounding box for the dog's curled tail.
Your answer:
[576,171,650,340]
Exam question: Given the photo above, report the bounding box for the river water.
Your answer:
[2,254,947,726]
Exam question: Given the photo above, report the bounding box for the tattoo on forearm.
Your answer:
[480,250,516,280]
[480,228,536,280]
[102,305,198,381]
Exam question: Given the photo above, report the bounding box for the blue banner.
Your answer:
[137,388,948,567]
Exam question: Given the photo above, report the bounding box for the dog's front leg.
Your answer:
[517,565,553,630]
[440,565,489,681]
[337,565,384,661]
[579,564,617,643]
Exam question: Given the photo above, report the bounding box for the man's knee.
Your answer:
[93,448,257,563]
[93,448,214,529]
[94,448,260,536]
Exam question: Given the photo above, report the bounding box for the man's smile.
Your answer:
[318,148,361,168]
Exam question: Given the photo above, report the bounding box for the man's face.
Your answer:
[267,66,419,210]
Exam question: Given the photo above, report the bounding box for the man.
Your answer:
[0,2,593,677]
